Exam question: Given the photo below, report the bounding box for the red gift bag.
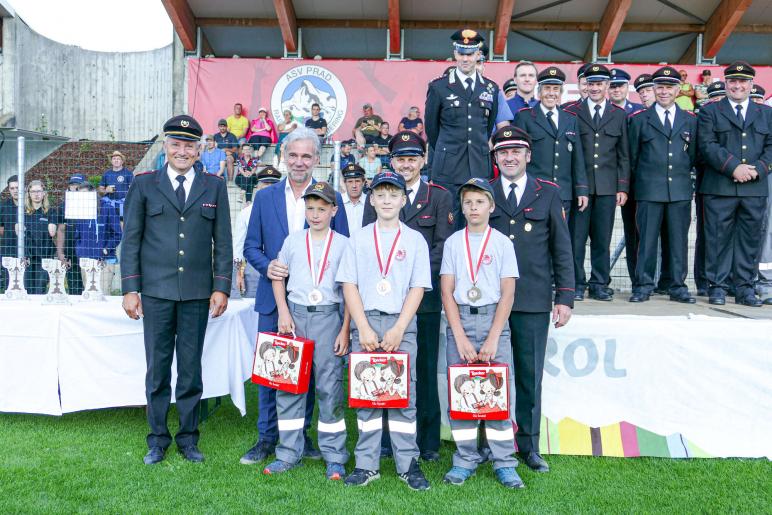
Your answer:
[348,352,409,409]
[448,363,509,420]
[252,332,314,394]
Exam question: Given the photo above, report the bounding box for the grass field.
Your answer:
[2,383,770,514]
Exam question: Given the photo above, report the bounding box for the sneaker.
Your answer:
[398,458,431,491]
[495,467,525,489]
[443,465,475,485]
[326,462,346,481]
[239,441,275,465]
[344,468,380,487]
[263,459,298,475]
[303,436,322,460]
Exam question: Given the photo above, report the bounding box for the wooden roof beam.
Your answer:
[161,0,197,52]
[388,0,401,54]
[493,0,516,55]
[702,0,753,58]
[273,0,298,53]
[597,0,632,56]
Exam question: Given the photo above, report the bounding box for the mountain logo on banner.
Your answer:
[271,65,348,136]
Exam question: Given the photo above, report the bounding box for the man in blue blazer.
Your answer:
[240,127,349,465]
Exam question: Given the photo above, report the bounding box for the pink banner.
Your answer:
[188,59,772,139]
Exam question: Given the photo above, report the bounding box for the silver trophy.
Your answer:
[2,256,28,300]
[80,258,106,302]
[42,258,70,304]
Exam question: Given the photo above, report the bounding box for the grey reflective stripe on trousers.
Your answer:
[446,307,518,470]
[351,312,419,474]
[275,302,348,465]
[757,182,772,298]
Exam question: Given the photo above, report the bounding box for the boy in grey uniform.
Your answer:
[336,171,433,491]
[264,182,351,480]
[440,178,523,489]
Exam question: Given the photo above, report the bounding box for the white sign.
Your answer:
[271,65,348,136]
[64,191,98,220]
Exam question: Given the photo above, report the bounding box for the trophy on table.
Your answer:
[42,258,70,304]
[80,257,106,302]
[2,256,28,300]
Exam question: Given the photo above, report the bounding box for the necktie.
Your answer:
[406,188,413,209]
[664,109,672,135]
[593,104,602,128]
[175,175,186,211]
[507,183,518,210]
[735,104,744,125]
[465,77,474,98]
[546,110,557,132]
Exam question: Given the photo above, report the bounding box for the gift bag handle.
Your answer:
[277,331,297,340]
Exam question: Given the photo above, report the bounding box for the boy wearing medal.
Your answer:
[265,182,350,480]
[440,177,522,488]
[336,171,433,490]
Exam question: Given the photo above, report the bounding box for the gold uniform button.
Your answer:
[509,234,515,240]
[468,115,472,119]
[555,152,559,157]
[553,177,558,181]
[594,143,599,148]
[593,154,599,158]
[555,140,559,145]
[179,233,185,238]
[467,140,472,144]
[554,164,559,169]
[668,177,672,182]
[179,250,184,256]
[742,133,747,137]
[742,158,747,163]
[510,219,515,225]
[742,145,747,150]
[180,216,185,222]
[668,165,673,169]
[668,140,672,145]
[468,127,472,131]
[668,153,672,157]
[594,164,598,169]
[178,267,184,272]
[595,133,599,137]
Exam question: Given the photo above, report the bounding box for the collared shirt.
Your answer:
[168,166,195,200]
[278,229,348,306]
[440,226,519,306]
[343,193,367,234]
[540,103,559,128]
[455,69,478,90]
[200,146,226,175]
[728,98,751,120]
[285,179,309,234]
[654,103,677,127]
[507,93,538,115]
[588,98,606,119]
[500,174,527,205]
[233,203,253,261]
[336,222,432,314]
[405,178,421,206]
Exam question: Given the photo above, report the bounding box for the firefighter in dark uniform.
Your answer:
[628,66,698,304]
[425,29,501,227]
[609,68,645,113]
[514,66,589,222]
[363,131,454,461]
[633,73,655,108]
[564,64,631,301]
[488,126,574,473]
[698,61,772,307]
[121,115,233,464]
[560,63,590,110]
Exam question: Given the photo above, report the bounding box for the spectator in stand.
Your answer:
[214,118,239,180]
[227,102,250,143]
[235,144,261,203]
[99,151,133,218]
[74,183,122,295]
[502,79,517,100]
[304,103,328,141]
[23,180,57,294]
[399,107,425,138]
[200,135,227,178]
[340,164,367,234]
[372,121,392,167]
[353,103,383,146]
[694,70,712,111]
[330,139,357,171]
[55,175,86,295]
[246,107,278,160]
[507,60,539,113]
[675,69,695,111]
[276,110,298,165]
[357,144,382,180]
[0,175,19,291]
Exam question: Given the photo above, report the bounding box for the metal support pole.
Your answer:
[16,136,24,259]
[332,140,341,192]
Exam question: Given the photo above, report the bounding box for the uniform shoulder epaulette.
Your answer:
[562,107,578,116]
[205,172,224,179]
[610,103,625,111]
[562,100,580,110]
[135,170,155,177]
[429,74,446,84]
[518,107,531,113]
[684,110,697,117]
[535,178,559,188]
[428,182,448,191]
[628,109,646,118]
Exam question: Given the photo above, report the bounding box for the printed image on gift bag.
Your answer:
[348,352,409,409]
[252,332,314,394]
[448,364,509,420]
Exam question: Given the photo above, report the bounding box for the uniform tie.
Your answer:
[465,77,474,98]
[664,109,672,135]
[175,175,186,211]
[507,183,518,210]
[406,188,413,209]
[735,104,744,125]
[593,104,602,128]
[546,110,557,132]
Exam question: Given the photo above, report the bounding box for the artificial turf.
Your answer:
[1,383,769,513]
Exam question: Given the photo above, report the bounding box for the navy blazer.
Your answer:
[244,178,349,315]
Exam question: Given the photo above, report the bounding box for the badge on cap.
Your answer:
[181,120,190,127]
[549,69,556,76]
[592,66,599,72]
[737,65,744,71]
[503,130,512,137]
[663,69,671,76]
[313,183,325,191]
[401,134,410,141]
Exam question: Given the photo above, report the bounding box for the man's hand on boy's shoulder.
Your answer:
[267,259,289,280]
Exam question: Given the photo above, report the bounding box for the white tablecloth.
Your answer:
[0,296,258,416]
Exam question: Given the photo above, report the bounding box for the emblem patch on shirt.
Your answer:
[395,249,406,261]
[117,176,125,183]
[482,254,493,265]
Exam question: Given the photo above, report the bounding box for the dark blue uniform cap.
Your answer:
[584,64,612,83]
[163,115,203,142]
[750,85,766,99]
[609,68,631,85]
[451,29,484,55]
[491,125,532,152]
[389,131,426,157]
[633,73,654,92]
[724,61,755,80]
[537,66,566,85]
[257,166,282,183]
[503,78,517,93]
[370,170,406,191]
[652,66,681,85]
[707,81,726,98]
[577,63,591,79]
[342,163,366,179]
[459,177,495,200]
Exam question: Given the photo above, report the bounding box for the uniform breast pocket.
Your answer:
[523,209,546,221]
[201,206,216,220]
[604,126,621,141]
[417,215,436,227]
[147,204,164,217]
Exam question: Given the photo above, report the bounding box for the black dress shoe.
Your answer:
[589,290,613,301]
[240,440,275,464]
[629,292,649,303]
[518,451,549,473]
[574,291,584,301]
[736,296,763,307]
[179,444,204,462]
[708,295,726,305]
[420,450,440,462]
[670,293,696,304]
[143,446,166,465]
[763,297,772,305]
